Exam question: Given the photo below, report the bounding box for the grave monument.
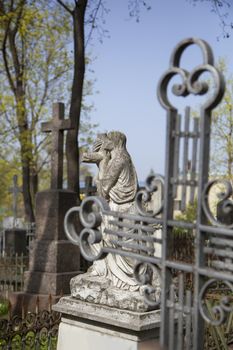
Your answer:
[54,36,233,350]
[10,102,81,313]
[53,131,162,350]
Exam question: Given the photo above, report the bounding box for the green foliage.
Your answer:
[0,0,97,218]
[211,59,233,182]
[0,0,72,162]
[0,159,22,221]
[174,199,197,238]
[0,325,58,349]
[0,0,73,219]
[175,199,198,224]
[0,298,9,316]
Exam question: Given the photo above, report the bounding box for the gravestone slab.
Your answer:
[4,228,27,255]
[24,189,81,296]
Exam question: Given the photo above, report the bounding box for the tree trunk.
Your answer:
[1,2,35,222]
[22,163,35,222]
[66,0,87,199]
[17,96,35,223]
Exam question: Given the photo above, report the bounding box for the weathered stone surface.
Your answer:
[23,189,81,298]
[56,317,160,350]
[41,103,73,190]
[24,270,81,295]
[71,275,111,303]
[54,289,161,349]
[29,240,80,273]
[66,131,162,313]
[70,275,157,312]
[35,190,80,241]
[53,296,160,332]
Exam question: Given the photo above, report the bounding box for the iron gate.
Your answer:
[65,38,233,349]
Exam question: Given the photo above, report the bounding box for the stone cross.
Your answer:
[9,174,22,224]
[41,103,74,190]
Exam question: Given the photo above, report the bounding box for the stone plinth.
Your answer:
[53,296,161,350]
[10,189,81,314]
[4,228,27,255]
[24,190,80,295]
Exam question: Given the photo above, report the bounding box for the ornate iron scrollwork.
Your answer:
[158,38,225,111]
[135,174,164,217]
[202,179,233,228]
[157,37,227,350]
[64,196,110,261]
[199,279,233,326]
[0,310,60,349]
[134,261,161,307]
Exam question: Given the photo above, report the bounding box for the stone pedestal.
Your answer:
[10,190,81,314]
[53,296,161,350]
[4,228,27,255]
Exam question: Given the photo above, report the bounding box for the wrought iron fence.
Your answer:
[25,222,36,250]
[204,290,233,349]
[0,253,28,295]
[0,309,60,350]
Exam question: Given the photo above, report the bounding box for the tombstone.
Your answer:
[9,102,81,313]
[4,228,27,255]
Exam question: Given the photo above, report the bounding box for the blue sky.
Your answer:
[86,0,233,181]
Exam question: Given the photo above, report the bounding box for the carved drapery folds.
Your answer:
[65,173,163,307]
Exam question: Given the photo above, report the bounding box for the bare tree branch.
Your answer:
[85,0,102,48]
[37,153,50,174]
[56,0,73,15]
